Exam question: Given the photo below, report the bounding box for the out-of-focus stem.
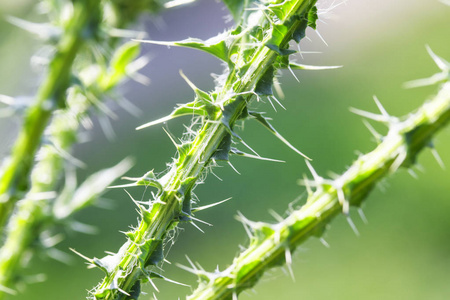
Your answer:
[0,0,100,230]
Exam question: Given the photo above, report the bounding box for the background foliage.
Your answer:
[0,0,449,299]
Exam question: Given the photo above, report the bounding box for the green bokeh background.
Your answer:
[1,0,450,299]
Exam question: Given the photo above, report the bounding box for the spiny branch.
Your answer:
[0,0,176,295]
[187,81,450,300]
[89,1,324,299]
[0,0,101,230]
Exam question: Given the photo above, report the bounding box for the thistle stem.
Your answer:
[91,1,318,298]
[187,82,450,300]
[0,0,100,230]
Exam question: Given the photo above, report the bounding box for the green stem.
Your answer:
[187,82,450,300]
[0,0,170,295]
[0,198,45,299]
[0,100,88,297]
[0,0,100,230]
[91,1,317,299]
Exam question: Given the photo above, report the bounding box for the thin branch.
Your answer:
[188,82,450,300]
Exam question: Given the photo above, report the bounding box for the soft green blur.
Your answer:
[1,0,450,299]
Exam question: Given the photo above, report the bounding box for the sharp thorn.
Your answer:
[408,168,418,179]
[288,65,300,83]
[305,160,321,182]
[186,214,212,226]
[228,161,241,175]
[285,248,295,282]
[358,208,368,225]
[372,96,389,118]
[146,275,160,292]
[176,263,198,275]
[362,119,382,142]
[390,150,407,173]
[192,197,232,212]
[160,275,190,287]
[349,107,388,123]
[69,248,93,263]
[271,96,286,110]
[266,96,277,112]
[426,45,449,71]
[315,29,329,47]
[430,147,446,169]
[346,217,360,236]
[162,127,180,148]
[268,209,284,222]
[319,237,330,248]
[190,221,205,233]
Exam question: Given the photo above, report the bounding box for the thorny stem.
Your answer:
[0,97,95,296]
[91,1,317,299]
[0,199,46,298]
[0,0,100,230]
[187,82,450,300]
[0,0,169,295]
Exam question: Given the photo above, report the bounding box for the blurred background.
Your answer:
[1,0,450,299]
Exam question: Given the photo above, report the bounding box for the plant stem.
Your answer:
[0,158,132,299]
[90,1,317,299]
[0,0,171,294]
[0,197,47,299]
[0,95,91,296]
[187,82,450,300]
[0,0,100,230]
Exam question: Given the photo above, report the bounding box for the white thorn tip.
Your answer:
[179,69,198,92]
[176,262,198,275]
[185,255,197,269]
[358,208,368,224]
[315,30,329,47]
[228,161,241,175]
[346,217,360,236]
[362,119,382,141]
[408,168,418,179]
[190,221,205,233]
[268,209,284,222]
[136,115,173,130]
[372,96,389,117]
[349,107,388,123]
[320,238,330,248]
[430,148,446,169]
[188,215,213,227]
[193,197,232,212]
[288,65,300,83]
[162,127,180,148]
[426,45,449,71]
[147,277,159,292]
[271,96,286,110]
[69,248,92,263]
[305,160,320,182]
[266,96,277,112]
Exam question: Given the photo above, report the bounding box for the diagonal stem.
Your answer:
[187,82,450,300]
[90,1,318,299]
